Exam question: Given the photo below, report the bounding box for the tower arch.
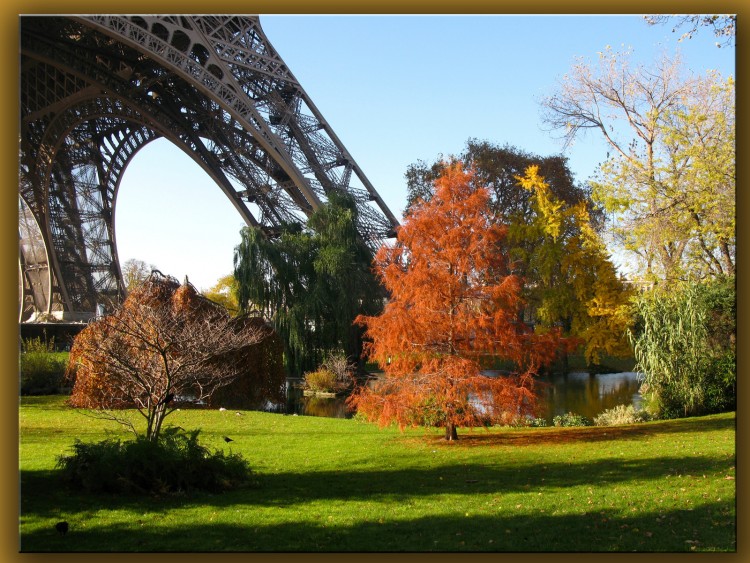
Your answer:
[20,15,398,321]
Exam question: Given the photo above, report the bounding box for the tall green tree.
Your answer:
[233,192,383,375]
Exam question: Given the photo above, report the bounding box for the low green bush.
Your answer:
[56,427,254,495]
[552,412,591,427]
[20,338,68,394]
[593,404,652,426]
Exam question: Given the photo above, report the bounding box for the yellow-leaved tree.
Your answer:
[513,166,633,366]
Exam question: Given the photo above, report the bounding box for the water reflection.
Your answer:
[253,381,355,419]
[260,372,642,423]
[287,385,353,418]
[537,371,642,423]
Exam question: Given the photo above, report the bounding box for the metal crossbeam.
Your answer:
[19,15,398,322]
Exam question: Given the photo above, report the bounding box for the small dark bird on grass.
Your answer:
[55,521,68,536]
[223,436,234,443]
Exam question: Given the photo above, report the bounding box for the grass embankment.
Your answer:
[19,396,735,552]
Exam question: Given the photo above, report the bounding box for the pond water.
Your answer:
[536,371,643,423]
[267,371,643,424]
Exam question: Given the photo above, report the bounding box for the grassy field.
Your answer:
[19,396,735,552]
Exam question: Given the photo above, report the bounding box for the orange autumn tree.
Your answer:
[350,162,569,440]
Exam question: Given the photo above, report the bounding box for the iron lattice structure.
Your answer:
[19,15,399,323]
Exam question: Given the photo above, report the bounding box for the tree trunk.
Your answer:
[445,423,458,441]
[559,316,572,374]
[720,240,734,276]
[146,411,155,442]
[149,403,168,442]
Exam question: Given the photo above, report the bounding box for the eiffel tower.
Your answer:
[19,15,399,323]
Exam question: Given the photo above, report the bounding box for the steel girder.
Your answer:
[19,15,399,322]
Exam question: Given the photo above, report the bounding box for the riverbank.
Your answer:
[20,396,735,552]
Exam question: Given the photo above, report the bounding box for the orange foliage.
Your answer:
[67,272,281,440]
[350,163,571,439]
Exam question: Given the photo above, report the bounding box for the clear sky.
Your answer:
[114,14,735,290]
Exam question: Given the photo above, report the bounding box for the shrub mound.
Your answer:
[20,337,68,395]
[208,317,286,410]
[593,404,652,426]
[304,369,339,393]
[56,428,253,495]
[303,352,355,394]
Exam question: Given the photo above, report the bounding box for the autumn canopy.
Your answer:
[67,272,282,441]
[350,163,571,439]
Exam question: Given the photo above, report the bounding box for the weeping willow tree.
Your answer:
[233,193,385,376]
[629,276,736,418]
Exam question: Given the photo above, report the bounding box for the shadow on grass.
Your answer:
[19,412,736,552]
[439,415,735,447]
[20,448,735,516]
[20,499,735,552]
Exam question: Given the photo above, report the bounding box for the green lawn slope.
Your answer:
[19,396,735,552]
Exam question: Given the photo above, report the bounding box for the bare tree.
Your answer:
[539,49,703,282]
[644,15,736,48]
[68,271,274,441]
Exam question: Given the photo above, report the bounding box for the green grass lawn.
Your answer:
[19,396,735,552]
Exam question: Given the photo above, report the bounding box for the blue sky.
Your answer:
[114,14,735,290]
